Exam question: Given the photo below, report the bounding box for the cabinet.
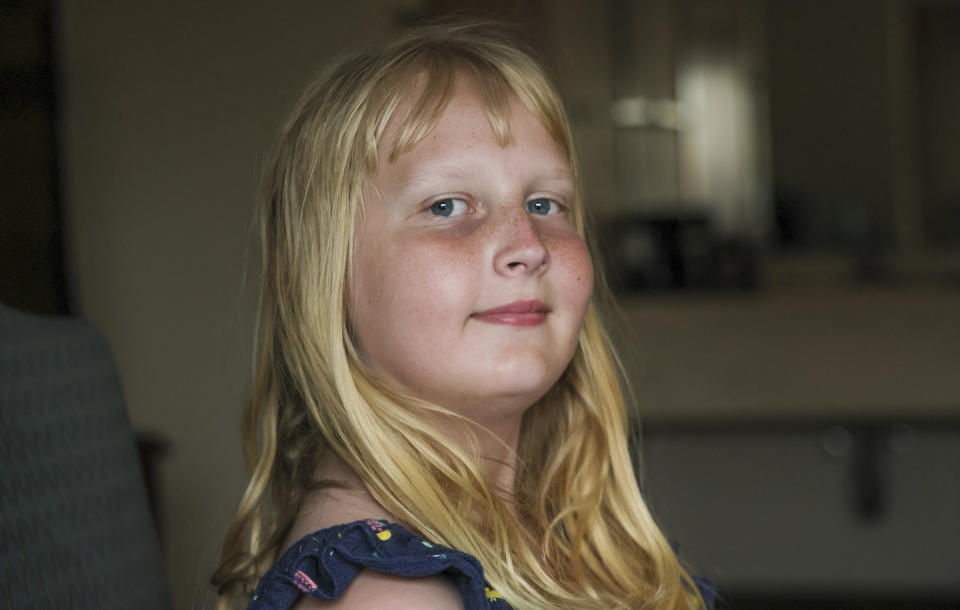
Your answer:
[642,424,960,600]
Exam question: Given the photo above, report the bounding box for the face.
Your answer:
[348,76,593,433]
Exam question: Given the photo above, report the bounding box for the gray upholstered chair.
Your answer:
[0,304,172,609]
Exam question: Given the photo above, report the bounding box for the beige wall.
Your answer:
[59,3,405,607]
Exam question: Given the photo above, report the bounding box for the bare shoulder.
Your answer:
[291,568,464,610]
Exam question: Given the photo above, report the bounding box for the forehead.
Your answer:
[375,74,569,175]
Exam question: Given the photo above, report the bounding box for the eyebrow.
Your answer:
[393,162,473,201]
[534,167,575,182]
[398,161,573,192]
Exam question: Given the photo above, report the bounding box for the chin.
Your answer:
[460,388,552,425]
[486,364,562,407]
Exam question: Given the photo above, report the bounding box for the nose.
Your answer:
[492,210,550,277]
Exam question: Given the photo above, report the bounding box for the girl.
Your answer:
[213,21,710,610]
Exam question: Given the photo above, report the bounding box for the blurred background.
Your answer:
[2,0,958,608]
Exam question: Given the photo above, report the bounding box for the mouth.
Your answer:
[471,300,550,327]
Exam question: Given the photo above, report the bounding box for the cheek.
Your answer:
[352,233,484,349]
[392,235,482,312]
[550,233,594,308]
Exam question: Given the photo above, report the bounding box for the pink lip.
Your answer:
[471,300,550,327]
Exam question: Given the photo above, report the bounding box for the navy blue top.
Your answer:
[247,518,714,609]
[247,519,509,609]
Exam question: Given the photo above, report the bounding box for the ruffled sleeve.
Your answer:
[247,519,510,610]
[690,574,716,609]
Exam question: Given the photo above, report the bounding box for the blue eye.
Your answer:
[526,198,555,215]
[428,198,466,217]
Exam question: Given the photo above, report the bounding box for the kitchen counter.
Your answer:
[609,286,960,423]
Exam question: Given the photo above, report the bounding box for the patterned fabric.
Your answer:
[248,519,510,609]
[0,305,171,609]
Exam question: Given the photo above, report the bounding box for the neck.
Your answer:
[470,413,523,498]
[294,410,525,538]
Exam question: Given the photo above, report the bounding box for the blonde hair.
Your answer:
[214,21,702,609]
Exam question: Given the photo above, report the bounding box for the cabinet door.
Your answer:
[641,426,960,595]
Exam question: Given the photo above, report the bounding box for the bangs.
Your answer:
[362,48,570,171]
[394,58,515,162]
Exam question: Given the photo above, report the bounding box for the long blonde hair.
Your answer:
[214,21,702,609]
